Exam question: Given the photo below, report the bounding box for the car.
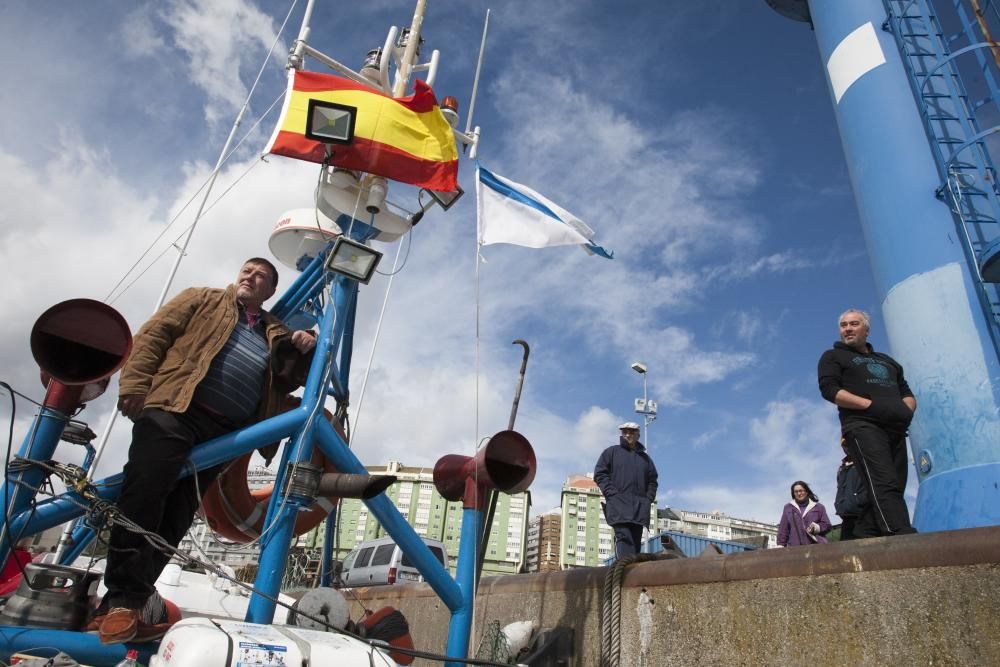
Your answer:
[338,536,448,587]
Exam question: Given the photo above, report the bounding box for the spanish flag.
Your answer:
[265,70,459,192]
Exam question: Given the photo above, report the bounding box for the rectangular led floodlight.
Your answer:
[325,236,383,284]
[305,100,357,145]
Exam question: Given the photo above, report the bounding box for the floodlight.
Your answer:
[426,185,465,211]
[630,362,647,374]
[305,100,357,145]
[325,236,383,283]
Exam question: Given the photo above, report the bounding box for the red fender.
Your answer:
[163,596,183,625]
[200,402,343,543]
[358,606,414,665]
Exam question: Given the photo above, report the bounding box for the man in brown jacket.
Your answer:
[94,258,316,644]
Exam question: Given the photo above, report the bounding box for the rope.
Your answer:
[599,552,670,667]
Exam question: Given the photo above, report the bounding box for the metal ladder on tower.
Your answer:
[883,0,1000,354]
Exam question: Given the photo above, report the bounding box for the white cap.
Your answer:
[618,421,640,431]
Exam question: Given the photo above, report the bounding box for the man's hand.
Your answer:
[834,389,872,411]
[290,330,317,354]
[118,395,146,421]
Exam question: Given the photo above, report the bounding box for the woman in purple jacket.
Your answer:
[777,480,832,547]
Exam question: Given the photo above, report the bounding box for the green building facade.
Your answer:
[303,460,530,576]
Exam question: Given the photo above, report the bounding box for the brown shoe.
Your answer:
[133,620,172,642]
[99,607,138,644]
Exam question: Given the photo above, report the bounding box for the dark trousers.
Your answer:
[613,523,644,558]
[103,406,230,609]
[840,517,858,541]
[845,424,917,538]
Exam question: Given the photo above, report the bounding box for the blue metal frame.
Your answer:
[0,223,486,665]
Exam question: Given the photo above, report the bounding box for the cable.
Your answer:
[373,228,413,277]
[107,152,268,305]
[349,236,406,446]
[104,0,296,304]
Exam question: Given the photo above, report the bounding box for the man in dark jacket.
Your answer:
[818,309,917,538]
[594,422,658,557]
[834,438,868,540]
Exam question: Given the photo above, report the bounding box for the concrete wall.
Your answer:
[343,526,1000,666]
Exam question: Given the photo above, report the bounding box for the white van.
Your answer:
[339,536,448,587]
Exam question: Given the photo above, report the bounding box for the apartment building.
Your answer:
[657,507,778,548]
[524,508,561,573]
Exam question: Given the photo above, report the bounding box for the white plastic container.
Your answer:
[150,617,392,666]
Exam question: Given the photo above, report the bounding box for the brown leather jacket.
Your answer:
[119,284,297,421]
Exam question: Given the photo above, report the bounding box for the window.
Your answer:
[354,546,375,568]
[370,544,395,566]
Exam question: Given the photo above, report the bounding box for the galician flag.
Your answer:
[476,164,612,258]
[265,70,458,192]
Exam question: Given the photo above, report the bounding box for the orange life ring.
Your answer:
[200,404,343,543]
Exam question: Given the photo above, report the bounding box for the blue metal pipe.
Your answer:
[319,507,338,587]
[245,493,311,622]
[11,408,307,539]
[0,626,155,665]
[247,277,350,623]
[0,407,71,569]
[444,507,481,665]
[314,419,462,610]
[337,283,359,391]
[271,249,326,319]
[785,0,1000,530]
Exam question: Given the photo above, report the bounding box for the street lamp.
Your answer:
[631,361,657,447]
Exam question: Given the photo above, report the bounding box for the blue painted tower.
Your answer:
[767,0,1000,531]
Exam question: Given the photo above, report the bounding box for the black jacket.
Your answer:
[835,457,868,518]
[817,342,914,432]
[594,438,658,527]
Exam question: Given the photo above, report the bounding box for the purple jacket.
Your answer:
[777,501,831,547]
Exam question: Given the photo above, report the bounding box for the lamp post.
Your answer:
[630,362,657,447]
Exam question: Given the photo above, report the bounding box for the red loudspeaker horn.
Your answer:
[433,430,536,502]
[30,299,132,407]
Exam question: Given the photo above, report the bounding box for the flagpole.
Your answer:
[464,9,490,138]
[471,164,483,651]
[393,0,427,97]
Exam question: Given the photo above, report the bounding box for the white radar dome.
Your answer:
[268,208,342,270]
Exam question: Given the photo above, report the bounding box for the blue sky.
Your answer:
[0,1,908,524]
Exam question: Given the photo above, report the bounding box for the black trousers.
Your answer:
[613,523,644,558]
[845,424,917,538]
[103,406,231,609]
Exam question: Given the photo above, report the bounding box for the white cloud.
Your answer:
[160,0,285,125]
[121,8,168,58]
[691,426,728,449]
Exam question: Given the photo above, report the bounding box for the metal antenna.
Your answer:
[464,9,491,137]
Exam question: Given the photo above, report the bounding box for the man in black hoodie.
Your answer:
[818,309,917,537]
